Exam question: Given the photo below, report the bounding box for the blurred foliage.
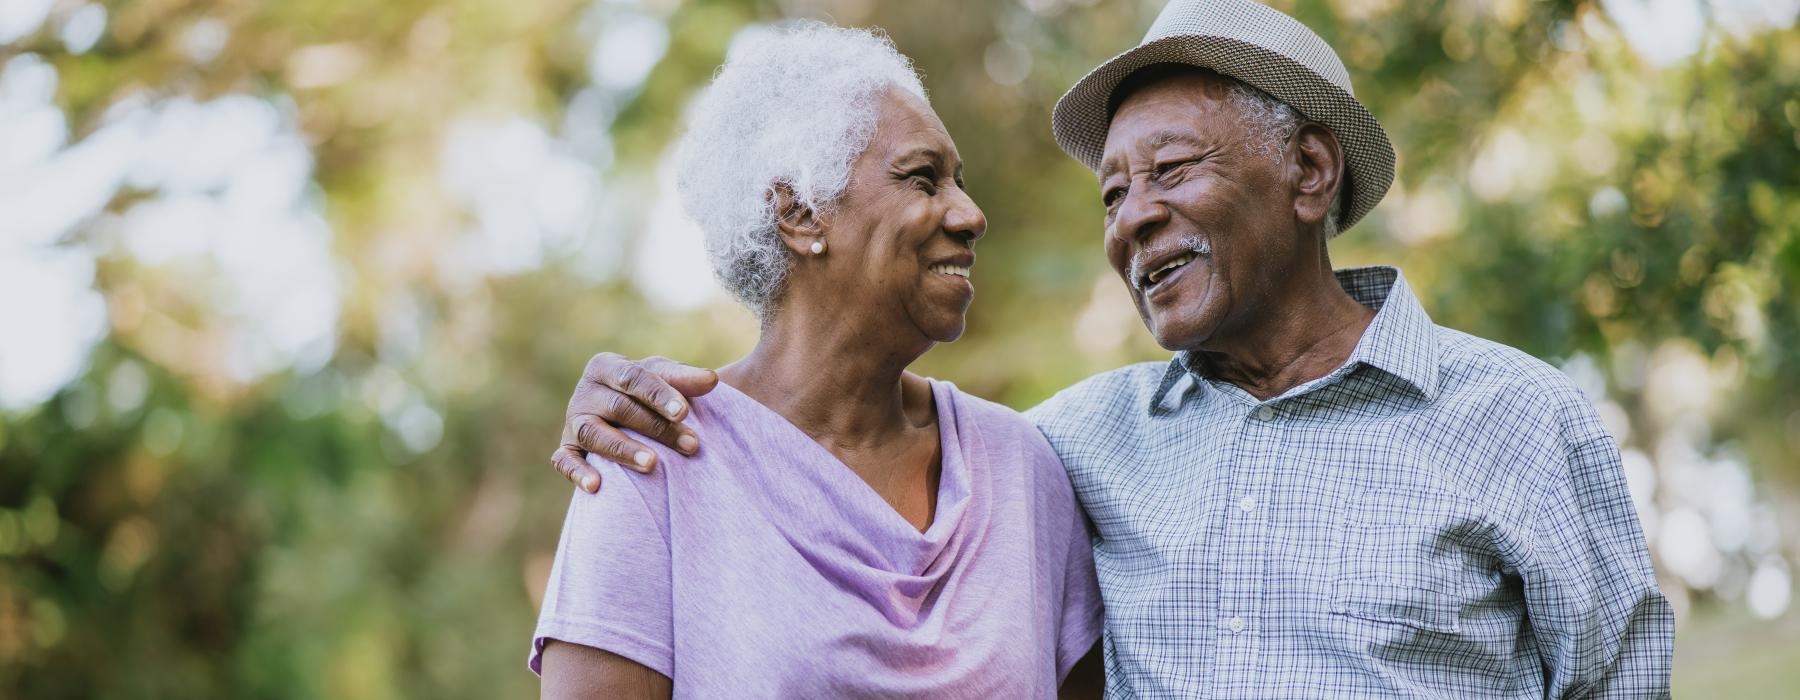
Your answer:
[1,0,1798,697]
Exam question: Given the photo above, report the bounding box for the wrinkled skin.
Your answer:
[544,68,1370,698]
[549,67,1363,487]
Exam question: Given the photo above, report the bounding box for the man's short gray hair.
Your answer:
[1224,80,1341,238]
[674,22,928,317]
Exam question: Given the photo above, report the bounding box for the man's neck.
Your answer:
[1192,268,1376,401]
[718,306,932,448]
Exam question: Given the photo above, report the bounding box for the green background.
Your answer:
[2,0,1797,696]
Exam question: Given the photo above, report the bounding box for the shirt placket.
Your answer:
[1214,391,1276,696]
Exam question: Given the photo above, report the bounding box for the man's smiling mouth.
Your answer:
[1131,235,1211,292]
[1143,252,1197,286]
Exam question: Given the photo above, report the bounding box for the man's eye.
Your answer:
[1102,187,1126,208]
[908,168,937,188]
[1154,159,1192,178]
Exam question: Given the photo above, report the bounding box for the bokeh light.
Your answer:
[3,0,1797,696]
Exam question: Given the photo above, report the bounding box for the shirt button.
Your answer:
[1229,617,1246,633]
[1238,496,1257,512]
[1254,406,1275,421]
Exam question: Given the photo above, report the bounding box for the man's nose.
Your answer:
[1112,183,1167,243]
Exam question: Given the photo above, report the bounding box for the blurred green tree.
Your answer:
[1,0,1795,697]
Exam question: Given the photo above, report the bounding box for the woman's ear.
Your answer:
[1288,122,1345,234]
[770,181,826,255]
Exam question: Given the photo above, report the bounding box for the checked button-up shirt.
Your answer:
[1028,266,1673,699]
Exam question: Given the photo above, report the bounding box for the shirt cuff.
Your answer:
[529,617,675,680]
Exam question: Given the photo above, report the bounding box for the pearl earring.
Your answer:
[810,241,825,255]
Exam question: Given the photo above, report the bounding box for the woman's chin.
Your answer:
[907,299,972,344]
[925,316,968,343]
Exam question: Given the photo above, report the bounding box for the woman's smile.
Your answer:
[928,262,971,278]
[924,254,976,314]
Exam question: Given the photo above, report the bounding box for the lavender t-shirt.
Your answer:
[530,379,1102,697]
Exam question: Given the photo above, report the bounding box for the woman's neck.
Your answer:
[717,307,933,449]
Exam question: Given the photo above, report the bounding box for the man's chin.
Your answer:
[1145,313,1219,352]
[1137,270,1222,351]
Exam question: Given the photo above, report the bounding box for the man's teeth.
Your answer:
[930,263,971,278]
[1146,252,1197,285]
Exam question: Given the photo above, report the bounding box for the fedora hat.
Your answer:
[1052,0,1396,234]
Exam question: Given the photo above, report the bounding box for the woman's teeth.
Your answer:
[1146,252,1197,285]
[930,264,971,278]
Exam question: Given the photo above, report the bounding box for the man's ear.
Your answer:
[770,181,825,255]
[1288,122,1345,232]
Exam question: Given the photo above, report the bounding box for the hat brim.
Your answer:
[1052,34,1396,234]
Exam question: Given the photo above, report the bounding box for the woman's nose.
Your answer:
[944,187,987,243]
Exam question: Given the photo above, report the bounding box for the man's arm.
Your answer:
[540,641,672,699]
[549,353,719,492]
[1522,434,1674,698]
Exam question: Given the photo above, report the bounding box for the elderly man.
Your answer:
[546,1,1674,697]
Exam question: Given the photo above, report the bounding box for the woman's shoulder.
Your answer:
[931,379,1023,423]
[930,378,1059,457]
[615,385,794,486]
[932,379,1080,517]
[621,388,744,468]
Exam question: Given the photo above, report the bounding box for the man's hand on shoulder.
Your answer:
[550,353,719,492]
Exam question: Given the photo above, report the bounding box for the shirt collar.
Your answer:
[1147,265,1440,413]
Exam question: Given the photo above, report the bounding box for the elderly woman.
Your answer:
[530,23,1103,699]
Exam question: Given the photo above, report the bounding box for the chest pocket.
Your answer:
[1330,487,1502,635]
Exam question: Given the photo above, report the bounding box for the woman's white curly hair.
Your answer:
[674,22,929,318]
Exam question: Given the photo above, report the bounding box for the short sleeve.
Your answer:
[529,452,675,678]
[1056,506,1104,682]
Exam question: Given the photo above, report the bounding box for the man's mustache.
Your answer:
[1128,235,1212,291]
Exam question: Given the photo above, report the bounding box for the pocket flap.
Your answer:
[1330,578,1463,634]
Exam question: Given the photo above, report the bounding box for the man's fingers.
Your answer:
[566,383,626,422]
[632,358,707,418]
[599,391,694,454]
[592,354,688,422]
[551,445,601,493]
[575,353,708,454]
[642,356,719,405]
[563,387,695,455]
[568,414,657,473]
